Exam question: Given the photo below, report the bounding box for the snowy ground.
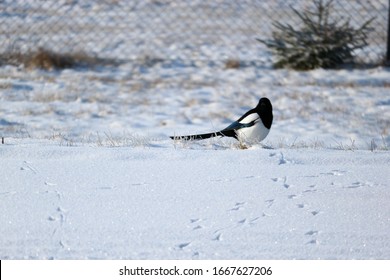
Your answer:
[1,63,390,260]
[1,64,390,149]
[1,0,390,260]
[1,140,389,259]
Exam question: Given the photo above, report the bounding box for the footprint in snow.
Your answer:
[303,185,317,193]
[347,182,363,189]
[249,217,260,225]
[237,217,259,226]
[311,210,321,216]
[305,230,319,236]
[189,218,204,230]
[305,229,320,246]
[177,242,191,249]
[229,202,246,211]
[271,176,292,189]
[192,225,203,230]
[320,170,346,176]
[265,199,275,208]
[306,239,318,245]
[277,153,297,165]
[48,207,67,225]
[262,212,275,217]
[20,161,38,174]
[271,177,282,182]
[212,233,222,241]
[269,152,292,164]
[345,181,375,189]
[282,177,292,189]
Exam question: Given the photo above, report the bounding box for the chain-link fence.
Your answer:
[0,0,388,66]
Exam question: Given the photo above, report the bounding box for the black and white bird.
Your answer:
[170,97,273,144]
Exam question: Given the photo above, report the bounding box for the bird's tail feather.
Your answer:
[170,129,236,140]
[170,131,224,140]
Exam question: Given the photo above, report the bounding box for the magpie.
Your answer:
[170,97,273,144]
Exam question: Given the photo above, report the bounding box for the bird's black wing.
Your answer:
[222,120,256,131]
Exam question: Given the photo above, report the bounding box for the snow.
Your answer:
[1,142,389,259]
[1,65,389,149]
[1,0,390,260]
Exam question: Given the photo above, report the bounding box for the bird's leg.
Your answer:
[237,137,248,150]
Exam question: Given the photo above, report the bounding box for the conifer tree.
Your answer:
[258,0,374,70]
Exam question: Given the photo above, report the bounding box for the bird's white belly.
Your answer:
[236,121,270,144]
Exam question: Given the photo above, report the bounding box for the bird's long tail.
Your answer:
[170,131,223,140]
[170,130,236,140]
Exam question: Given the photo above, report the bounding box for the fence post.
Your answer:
[387,0,390,63]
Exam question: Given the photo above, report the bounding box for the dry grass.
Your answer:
[225,59,241,69]
[0,48,120,70]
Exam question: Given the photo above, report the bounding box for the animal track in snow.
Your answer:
[303,189,317,194]
[47,216,57,222]
[278,153,289,165]
[269,152,296,165]
[271,177,282,182]
[49,207,67,226]
[19,160,70,252]
[249,217,260,225]
[177,242,191,249]
[212,232,223,241]
[236,217,260,227]
[294,199,321,217]
[271,176,292,189]
[307,239,318,245]
[310,210,321,216]
[345,181,375,189]
[229,202,246,211]
[347,182,363,188]
[320,170,346,176]
[20,161,38,174]
[265,199,275,208]
[305,230,319,236]
[262,212,275,217]
[189,218,205,230]
[305,231,319,245]
[282,177,292,189]
[192,225,203,230]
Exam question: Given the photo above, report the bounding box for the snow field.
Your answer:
[1,0,390,261]
[1,141,389,259]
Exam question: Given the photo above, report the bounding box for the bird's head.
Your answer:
[256,97,273,129]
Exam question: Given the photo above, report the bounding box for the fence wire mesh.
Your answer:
[0,0,388,66]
